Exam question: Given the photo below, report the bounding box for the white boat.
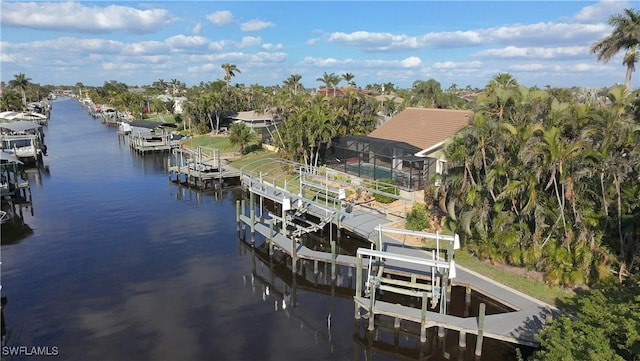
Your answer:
[117,121,132,135]
[0,121,47,163]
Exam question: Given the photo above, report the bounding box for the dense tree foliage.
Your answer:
[531,274,640,360]
[438,74,640,286]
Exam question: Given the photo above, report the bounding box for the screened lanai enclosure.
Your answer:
[326,135,437,190]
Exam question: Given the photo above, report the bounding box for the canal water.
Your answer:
[1,98,527,361]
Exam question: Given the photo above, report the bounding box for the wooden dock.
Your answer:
[168,146,241,189]
[129,134,180,153]
[237,158,557,353]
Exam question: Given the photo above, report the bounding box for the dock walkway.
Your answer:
[238,163,556,349]
[168,147,241,189]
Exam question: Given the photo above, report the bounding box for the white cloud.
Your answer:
[401,56,422,68]
[303,57,340,66]
[165,35,209,51]
[206,11,234,27]
[328,21,609,53]
[123,41,168,55]
[262,43,283,51]
[240,20,275,32]
[192,22,202,35]
[306,38,321,46]
[484,22,609,46]
[103,62,146,71]
[475,45,590,59]
[432,61,482,69]
[509,63,545,71]
[329,31,421,52]
[240,37,262,48]
[573,0,630,23]
[0,52,18,63]
[0,2,174,34]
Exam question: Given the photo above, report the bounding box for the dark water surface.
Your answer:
[1,99,523,361]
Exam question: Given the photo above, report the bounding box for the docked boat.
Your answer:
[117,121,132,135]
[0,121,47,164]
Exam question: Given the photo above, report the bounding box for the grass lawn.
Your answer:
[182,136,235,152]
[181,134,262,153]
[454,250,575,307]
[145,113,176,123]
[229,149,280,169]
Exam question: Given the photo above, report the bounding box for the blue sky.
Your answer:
[1,1,637,90]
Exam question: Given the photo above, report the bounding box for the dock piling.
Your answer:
[459,330,467,348]
[330,240,336,281]
[475,303,486,356]
[249,191,255,244]
[420,292,428,342]
[235,200,241,231]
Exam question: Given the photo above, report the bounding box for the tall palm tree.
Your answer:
[342,73,355,87]
[9,72,31,108]
[221,63,241,90]
[591,8,640,89]
[316,72,333,96]
[284,74,302,96]
[329,73,342,96]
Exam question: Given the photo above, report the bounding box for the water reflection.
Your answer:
[23,163,51,188]
[237,222,532,361]
[1,191,34,246]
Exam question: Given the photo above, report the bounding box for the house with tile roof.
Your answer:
[326,107,472,190]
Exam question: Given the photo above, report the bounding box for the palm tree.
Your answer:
[316,72,333,96]
[342,73,355,87]
[9,72,31,108]
[303,101,335,167]
[486,73,518,92]
[284,74,302,95]
[411,79,442,107]
[221,63,241,90]
[591,8,640,89]
[329,73,342,96]
[228,122,258,155]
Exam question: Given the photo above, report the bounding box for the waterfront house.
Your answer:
[326,107,473,190]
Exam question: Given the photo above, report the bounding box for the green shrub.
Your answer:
[371,178,397,204]
[406,203,430,231]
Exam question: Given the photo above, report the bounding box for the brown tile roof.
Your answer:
[369,107,473,151]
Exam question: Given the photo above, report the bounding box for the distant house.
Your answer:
[327,107,472,190]
[218,110,281,145]
[156,95,187,114]
[228,110,276,131]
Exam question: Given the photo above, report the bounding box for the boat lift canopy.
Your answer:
[0,121,42,133]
